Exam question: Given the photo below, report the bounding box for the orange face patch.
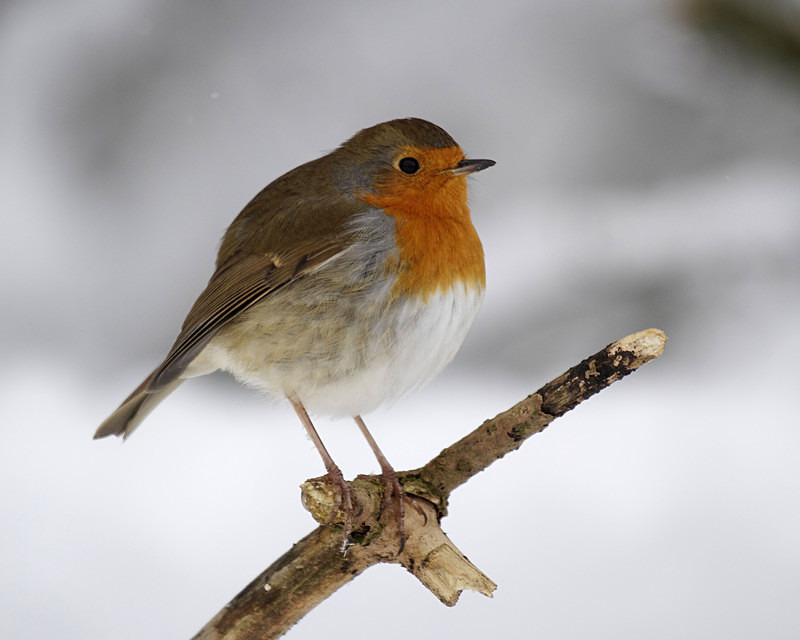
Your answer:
[360,146,485,300]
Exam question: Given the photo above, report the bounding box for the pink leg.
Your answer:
[288,395,353,543]
[354,415,405,549]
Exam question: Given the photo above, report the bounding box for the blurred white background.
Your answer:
[2,0,799,638]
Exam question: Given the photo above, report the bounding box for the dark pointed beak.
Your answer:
[443,157,496,176]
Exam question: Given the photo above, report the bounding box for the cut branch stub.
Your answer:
[300,479,497,606]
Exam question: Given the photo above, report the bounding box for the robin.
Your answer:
[95,117,494,545]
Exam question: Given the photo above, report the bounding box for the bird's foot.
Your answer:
[377,468,408,554]
[325,466,355,554]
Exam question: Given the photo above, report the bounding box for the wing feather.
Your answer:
[149,241,348,390]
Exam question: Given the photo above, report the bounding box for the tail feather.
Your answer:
[94,374,182,439]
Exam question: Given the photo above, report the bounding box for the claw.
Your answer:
[325,465,355,551]
[375,467,406,553]
[354,415,408,554]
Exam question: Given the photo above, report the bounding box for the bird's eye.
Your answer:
[397,157,420,174]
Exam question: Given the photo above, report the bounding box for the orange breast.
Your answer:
[360,147,485,301]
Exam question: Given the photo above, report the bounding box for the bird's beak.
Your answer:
[443,158,496,176]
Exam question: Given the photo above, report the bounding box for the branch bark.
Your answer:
[192,328,667,640]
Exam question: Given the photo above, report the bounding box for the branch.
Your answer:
[192,329,667,640]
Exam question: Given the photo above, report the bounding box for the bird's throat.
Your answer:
[361,179,485,301]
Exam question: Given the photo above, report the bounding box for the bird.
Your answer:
[95,117,494,545]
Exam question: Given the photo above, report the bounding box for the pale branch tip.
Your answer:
[411,328,667,502]
[192,328,667,640]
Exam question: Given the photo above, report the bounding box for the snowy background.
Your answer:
[2,0,799,638]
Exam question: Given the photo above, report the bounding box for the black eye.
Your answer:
[398,157,420,174]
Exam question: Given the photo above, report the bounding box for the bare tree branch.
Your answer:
[193,329,667,640]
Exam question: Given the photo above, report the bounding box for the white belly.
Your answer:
[195,282,483,418]
[296,283,483,416]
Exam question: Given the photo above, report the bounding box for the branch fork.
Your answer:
[302,474,497,605]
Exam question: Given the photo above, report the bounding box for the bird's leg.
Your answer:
[353,415,406,552]
[288,395,354,546]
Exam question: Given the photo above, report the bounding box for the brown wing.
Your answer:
[93,241,349,440]
[150,241,348,391]
[95,151,368,439]
[154,158,366,390]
